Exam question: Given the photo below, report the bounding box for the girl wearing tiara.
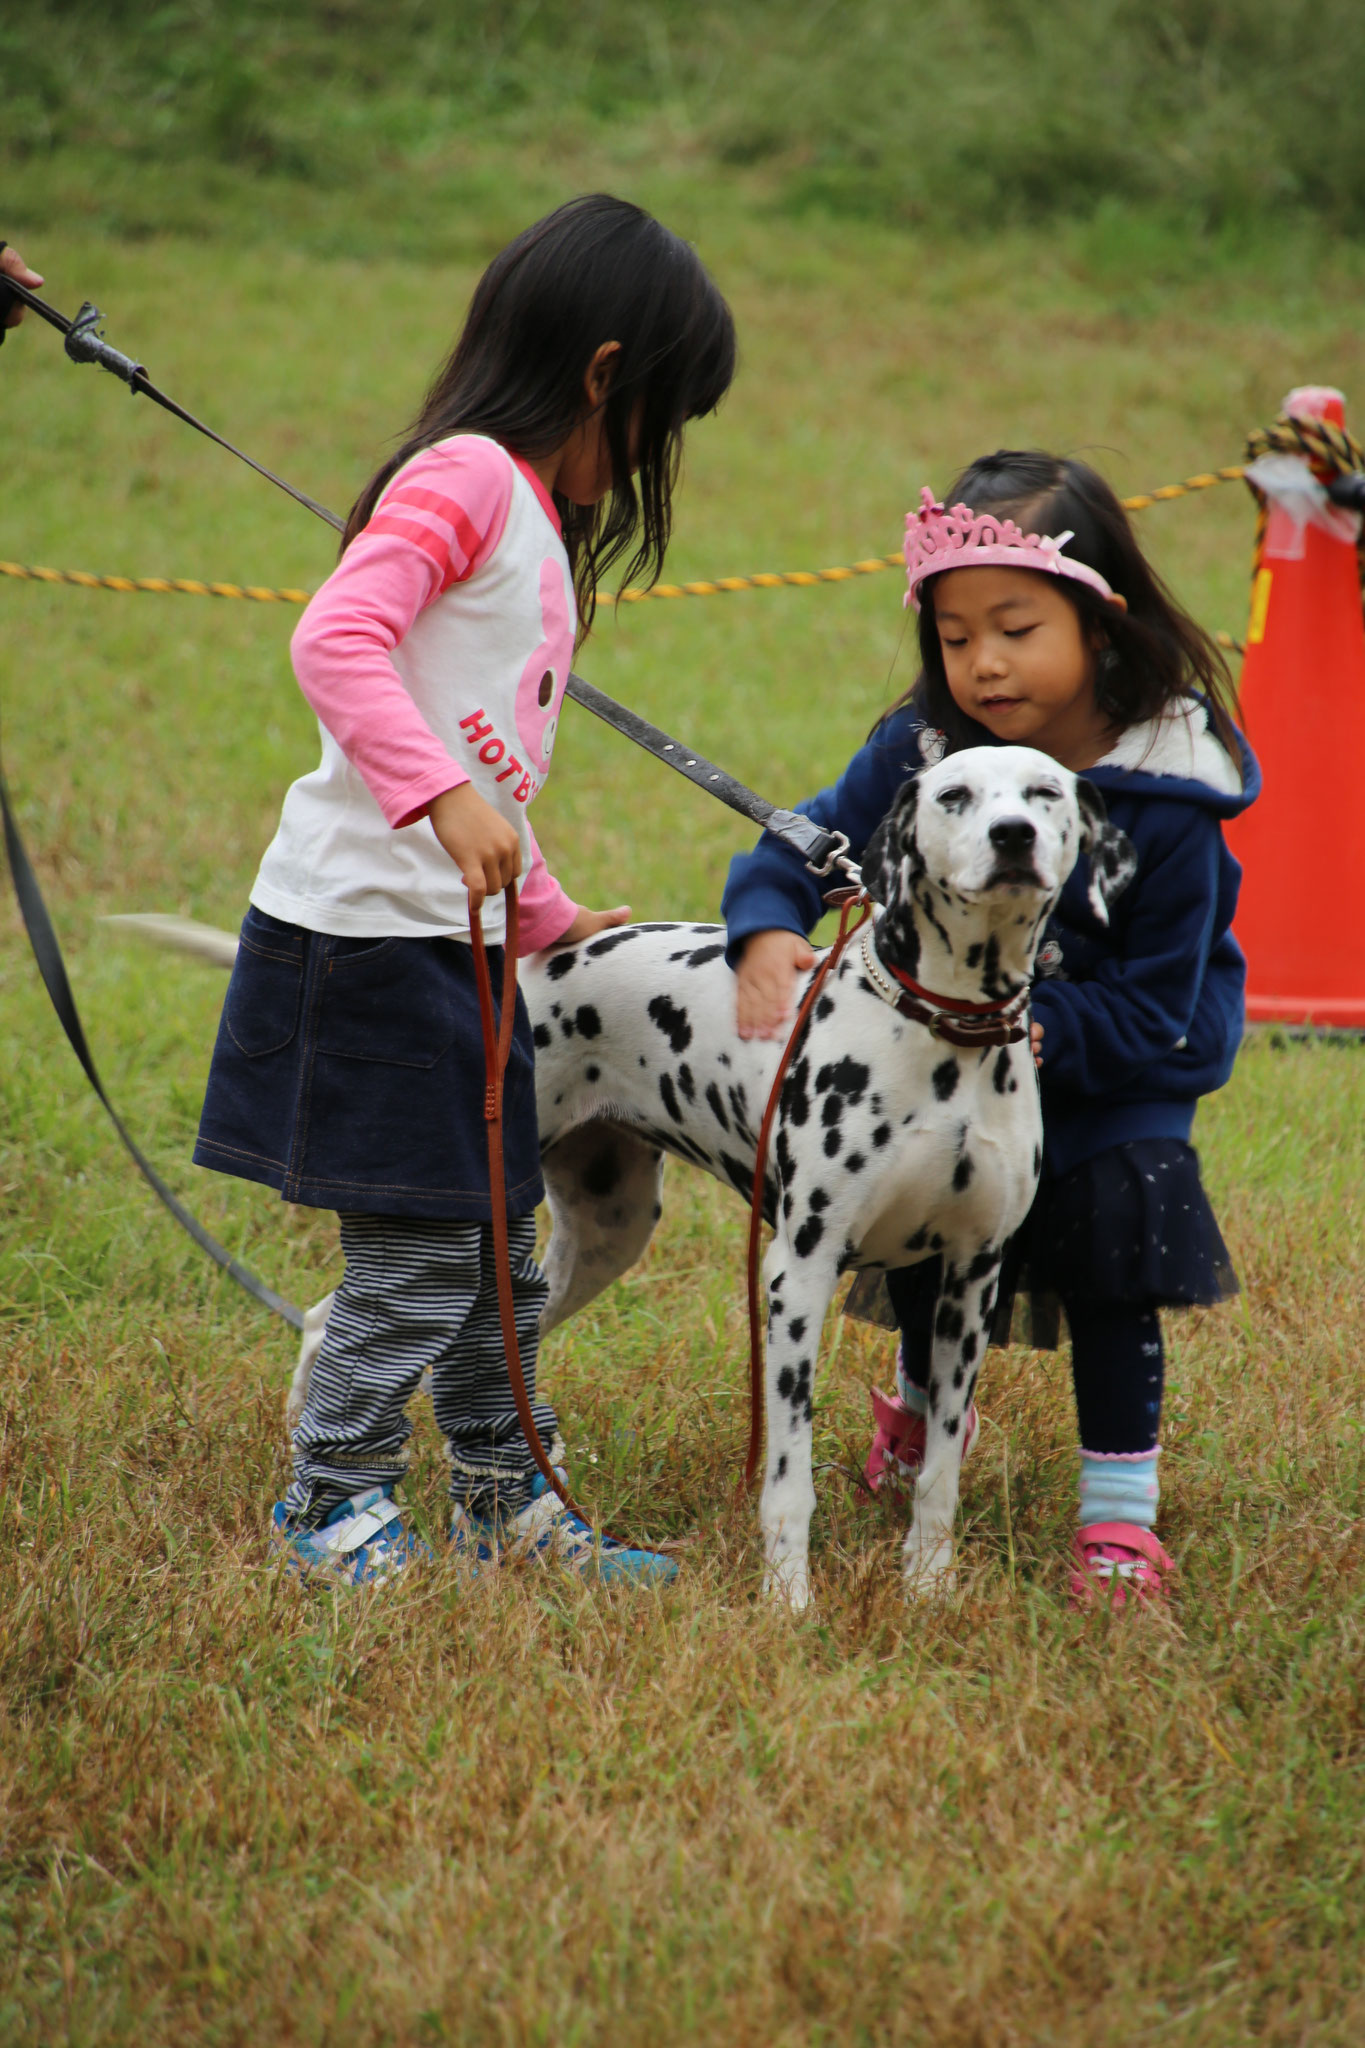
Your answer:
[722,451,1258,1608]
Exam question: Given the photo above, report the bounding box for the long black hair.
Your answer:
[343,194,736,636]
[892,450,1240,756]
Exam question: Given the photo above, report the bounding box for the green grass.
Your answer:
[3,128,1365,2045]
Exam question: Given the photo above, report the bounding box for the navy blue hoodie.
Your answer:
[722,698,1260,1177]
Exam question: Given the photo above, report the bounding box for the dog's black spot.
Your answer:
[532,1022,552,1050]
[775,1455,788,1481]
[581,1147,621,1198]
[966,1249,997,1281]
[658,1073,684,1125]
[647,993,692,1055]
[992,1049,1011,1095]
[783,1191,794,1219]
[1033,1144,1042,1176]
[872,1122,892,1149]
[687,942,725,967]
[705,1081,729,1131]
[586,929,639,957]
[653,1203,663,1222]
[560,1015,576,1039]
[927,1379,940,1414]
[585,1063,600,1082]
[966,942,984,970]
[816,994,836,1020]
[904,1224,930,1253]
[677,1062,696,1103]
[845,1151,865,1173]
[824,1126,842,1158]
[952,1365,964,1389]
[638,1054,647,1067]
[1009,1076,1018,1094]
[952,1154,975,1191]
[719,1152,757,1201]
[945,1414,960,1438]
[719,1051,731,1068]
[775,1128,795,1184]
[930,1232,944,1251]
[574,1005,601,1040]
[777,1366,795,1399]
[821,1094,843,1128]
[809,1188,830,1213]
[781,1060,810,1128]
[789,1316,807,1343]
[814,1056,870,1105]
[936,1301,964,1342]
[794,1214,824,1258]
[932,1058,959,1102]
[944,1273,966,1301]
[546,952,576,981]
[961,1331,978,1365]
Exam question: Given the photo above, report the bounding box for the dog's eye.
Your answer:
[936,786,972,812]
[1025,784,1063,802]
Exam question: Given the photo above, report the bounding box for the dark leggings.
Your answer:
[884,1259,1164,1456]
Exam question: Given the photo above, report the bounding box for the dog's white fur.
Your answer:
[120,744,1132,1606]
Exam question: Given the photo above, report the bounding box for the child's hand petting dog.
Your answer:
[735,927,816,1040]
[559,902,632,944]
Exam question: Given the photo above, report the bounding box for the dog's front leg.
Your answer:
[758,1239,836,1612]
[903,1248,1000,1597]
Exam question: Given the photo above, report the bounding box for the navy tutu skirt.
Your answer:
[847,1138,1237,1345]
[193,907,544,1221]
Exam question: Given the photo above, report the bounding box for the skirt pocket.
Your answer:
[224,912,304,1058]
[316,936,457,1070]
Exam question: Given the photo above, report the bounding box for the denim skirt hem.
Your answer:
[194,907,545,1222]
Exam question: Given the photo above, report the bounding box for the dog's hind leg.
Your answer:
[903,1246,1002,1596]
[758,1239,837,1612]
[288,1291,336,1429]
[539,1120,666,1336]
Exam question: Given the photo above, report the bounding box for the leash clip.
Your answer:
[65,302,145,391]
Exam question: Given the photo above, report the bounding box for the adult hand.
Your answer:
[558,902,631,944]
[1030,1020,1044,1068]
[428,782,522,915]
[1,244,45,332]
[735,927,816,1040]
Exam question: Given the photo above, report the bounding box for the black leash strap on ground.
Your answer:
[0,732,304,1332]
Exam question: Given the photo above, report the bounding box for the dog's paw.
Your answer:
[762,1560,811,1612]
[901,1531,956,1601]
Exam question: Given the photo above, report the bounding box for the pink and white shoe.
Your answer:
[1069,1522,1173,1610]
[862,1385,980,1495]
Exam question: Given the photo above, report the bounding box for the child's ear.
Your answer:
[861,775,921,904]
[1075,778,1137,924]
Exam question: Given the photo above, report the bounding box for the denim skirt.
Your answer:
[193,907,544,1221]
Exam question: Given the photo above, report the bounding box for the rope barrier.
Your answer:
[0,465,1253,615]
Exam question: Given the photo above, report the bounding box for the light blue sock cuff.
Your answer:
[894,1344,930,1415]
[1078,1450,1160,1531]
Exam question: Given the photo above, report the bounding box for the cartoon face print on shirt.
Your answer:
[515,558,574,777]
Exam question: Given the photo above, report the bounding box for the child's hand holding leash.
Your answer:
[429,783,523,913]
[735,928,817,1040]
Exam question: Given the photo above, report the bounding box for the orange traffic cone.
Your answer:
[1226,386,1365,1026]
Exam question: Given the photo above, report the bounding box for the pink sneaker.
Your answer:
[1070,1522,1173,1610]
[862,1385,980,1495]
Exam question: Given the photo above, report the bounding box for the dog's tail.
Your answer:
[102,913,239,970]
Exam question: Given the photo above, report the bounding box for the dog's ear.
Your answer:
[1075,777,1137,925]
[860,776,921,904]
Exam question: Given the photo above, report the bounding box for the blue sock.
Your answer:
[894,1344,930,1414]
[1078,1450,1160,1530]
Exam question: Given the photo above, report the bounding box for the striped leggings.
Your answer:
[283,1212,557,1525]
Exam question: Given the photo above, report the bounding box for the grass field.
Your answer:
[4,118,1365,2045]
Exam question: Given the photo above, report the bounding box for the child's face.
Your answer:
[932,565,1117,771]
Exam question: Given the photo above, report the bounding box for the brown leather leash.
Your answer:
[466,881,593,1525]
[741,887,873,1492]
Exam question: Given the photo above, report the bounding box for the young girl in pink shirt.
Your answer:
[196,195,735,1584]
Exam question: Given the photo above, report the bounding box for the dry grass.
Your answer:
[3,155,1365,2045]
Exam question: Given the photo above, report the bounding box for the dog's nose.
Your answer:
[989,816,1037,856]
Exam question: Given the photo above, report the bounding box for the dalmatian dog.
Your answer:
[523,745,1132,1604]
[120,744,1132,1606]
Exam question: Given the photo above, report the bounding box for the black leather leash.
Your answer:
[1,271,852,1329]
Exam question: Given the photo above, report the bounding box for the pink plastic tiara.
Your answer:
[902,486,1116,610]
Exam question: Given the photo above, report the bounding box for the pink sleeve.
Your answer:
[289,441,514,829]
[517,822,581,955]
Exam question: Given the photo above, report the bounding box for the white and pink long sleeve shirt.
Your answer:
[251,433,580,953]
